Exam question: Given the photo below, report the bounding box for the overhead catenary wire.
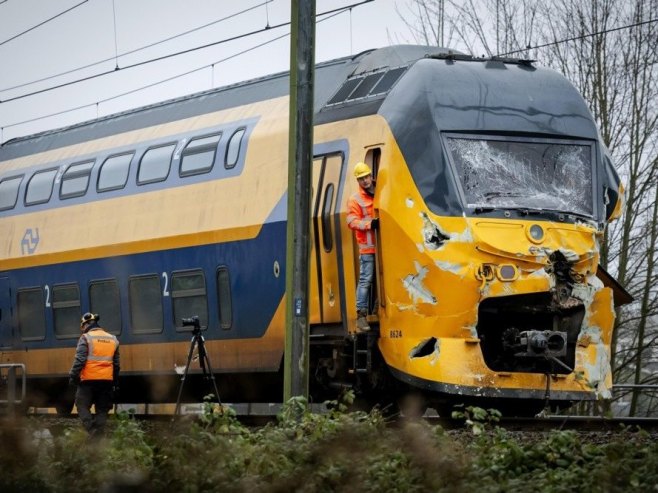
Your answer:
[0,0,275,94]
[0,0,373,105]
[0,0,88,47]
[1,8,347,131]
[496,17,658,57]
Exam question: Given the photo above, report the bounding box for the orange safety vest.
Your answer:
[346,186,376,254]
[80,329,119,381]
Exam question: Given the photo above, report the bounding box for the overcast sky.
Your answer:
[0,0,413,143]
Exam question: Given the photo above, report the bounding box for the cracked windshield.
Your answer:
[446,137,593,217]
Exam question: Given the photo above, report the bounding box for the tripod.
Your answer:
[174,316,222,416]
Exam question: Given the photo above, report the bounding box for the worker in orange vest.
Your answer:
[346,162,378,332]
[69,312,120,437]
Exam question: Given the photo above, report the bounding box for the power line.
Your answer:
[0,21,289,105]
[0,0,372,105]
[497,17,658,57]
[0,0,274,94]
[0,0,88,47]
[1,6,351,130]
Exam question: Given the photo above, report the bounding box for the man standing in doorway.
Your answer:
[69,313,120,438]
[347,162,378,333]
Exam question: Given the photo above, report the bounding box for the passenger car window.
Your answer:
[171,270,208,331]
[129,274,163,334]
[0,175,23,210]
[138,144,175,184]
[52,283,81,338]
[25,169,58,205]
[18,288,46,341]
[98,153,133,192]
[180,134,221,177]
[217,267,232,329]
[90,279,121,335]
[60,161,94,199]
[225,128,246,169]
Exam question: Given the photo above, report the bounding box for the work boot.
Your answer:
[356,309,371,333]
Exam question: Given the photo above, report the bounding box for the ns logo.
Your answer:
[21,228,40,255]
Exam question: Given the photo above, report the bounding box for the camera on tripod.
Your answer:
[181,315,201,333]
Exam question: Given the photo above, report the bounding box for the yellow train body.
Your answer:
[0,46,626,414]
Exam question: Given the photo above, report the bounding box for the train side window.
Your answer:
[171,270,208,331]
[138,143,175,185]
[90,279,121,335]
[0,175,23,211]
[60,160,94,199]
[17,287,46,341]
[225,128,246,169]
[25,168,58,206]
[180,133,221,177]
[129,274,163,334]
[53,283,81,339]
[216,267,232,329]
[321,183,335,252]
[98,153,133,192]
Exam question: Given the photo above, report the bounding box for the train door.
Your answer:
[0,277,12,348]
[311,153,343,324]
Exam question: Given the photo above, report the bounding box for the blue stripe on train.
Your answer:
[6,216,288,349]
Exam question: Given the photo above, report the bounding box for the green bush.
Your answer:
[1,401,656,492]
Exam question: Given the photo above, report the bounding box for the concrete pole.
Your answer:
[284,0,316,402]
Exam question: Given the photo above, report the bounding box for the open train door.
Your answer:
[310,153,344,325]
[0,277,13,348]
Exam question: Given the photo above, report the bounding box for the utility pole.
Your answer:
[284,0,315,401]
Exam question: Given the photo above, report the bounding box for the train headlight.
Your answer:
[496,264,518,281]
[527,224,544,243]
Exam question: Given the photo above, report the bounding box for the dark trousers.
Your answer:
[75,380,113,436]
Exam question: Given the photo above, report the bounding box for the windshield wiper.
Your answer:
[483,191,523,200]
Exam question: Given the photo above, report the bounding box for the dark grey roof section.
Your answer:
[0,52,360,162]
[0,45,461,163]
[316,45,461,125]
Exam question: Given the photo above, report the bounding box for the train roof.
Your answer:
[0,45,455,162]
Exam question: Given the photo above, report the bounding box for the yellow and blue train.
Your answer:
[0,45,628,414]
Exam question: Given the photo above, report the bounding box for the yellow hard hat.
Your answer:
[353,162,372,178]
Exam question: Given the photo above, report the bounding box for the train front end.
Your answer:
[375,54,625,412]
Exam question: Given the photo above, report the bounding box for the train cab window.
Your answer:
[364,147,381,179]
[349,73,384,100]
[129,274,163,334]
[98,153,133,192]
[60,160,94,199]
[225,128,246,169]
[0,175,23,211]
[52,283,81,338]
[321,183,335,251]
[138,143,175,184]
[370,67,407,96]
[180,133,221,177]
[25,168,58,206]
[327,78,361,105]
[171,270,208,331]
[90,279,121,335]
[216,267,232,329]
[17,288,46,341]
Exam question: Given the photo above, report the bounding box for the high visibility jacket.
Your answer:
[347,186,376,254]
[80,329,119,381]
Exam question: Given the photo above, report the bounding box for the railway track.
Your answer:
[5,405,658,436]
